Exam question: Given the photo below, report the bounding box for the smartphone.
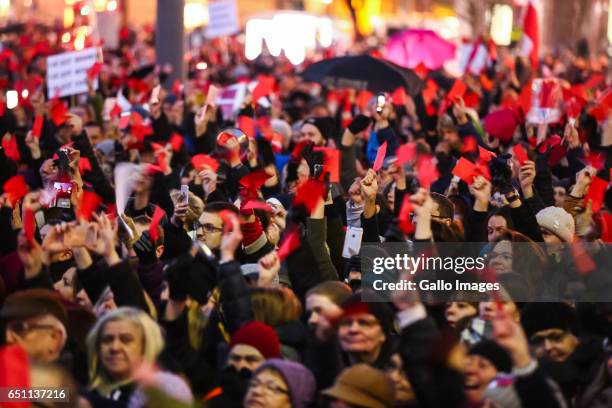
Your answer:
[180,184,189,203]
[150,85,161,105]
[52,182,73,209]
[6,90,18,109]
[376,93,386,113]
[314,164,325,178]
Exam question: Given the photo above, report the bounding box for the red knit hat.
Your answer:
[229,321,281,359]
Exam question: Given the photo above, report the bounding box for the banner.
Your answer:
[46,48,99,99]
[206,0,239,39]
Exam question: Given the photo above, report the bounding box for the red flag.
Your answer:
[278,227,301,261]
[447,79,467,102]
[23,207,35,245]
[149,206,165,242]
[521,1,540,70]
[0,101,5,117]
[191,154,219,173]
[172,80,182,96]
[32,115,43,138]
[513,144,529,166]
[398,195,414,235]
[3,175,28,206]
[169,133,184,152]
[77,190,102,221]
[452,158,477,184]
[585,152,605,171]
[584,176,608,213]
[293,179,325,213]
[372,141,387,171]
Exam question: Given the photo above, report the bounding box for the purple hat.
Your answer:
[254,359,316,408]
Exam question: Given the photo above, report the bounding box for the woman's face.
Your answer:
[463,354,498,402]
[337,313,386,357]
[445,302,478,327]
[487,215,507,242]
[553,187,566,207]
[489,240,513,275]
[99,319,144,382]
[386,353,414,403]
[54,267,77,300]
[243,368,291,408]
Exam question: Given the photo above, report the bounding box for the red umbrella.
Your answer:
[384,29,456,70]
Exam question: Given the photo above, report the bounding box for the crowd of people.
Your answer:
[0,18,611,408]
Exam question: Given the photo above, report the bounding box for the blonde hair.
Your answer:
[86,307,164,393]
[251,287,302,327]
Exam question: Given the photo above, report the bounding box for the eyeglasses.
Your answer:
[8,322,58,335]
[198,223,224,233]
[248,378,289,395]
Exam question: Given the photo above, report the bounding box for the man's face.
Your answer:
[442,128,461,151]
[489,240,513,275]
[487,215,507,242]
[337,313,386,355]
[99,319,144,381]
[300,123,324,146]
[6,315,65,363]
[463,354,498,402]
[445,302,478,327]
[306,294,342,341]
[227,344,265,372]
[197,211,224,250]
[530,328,578,362]
[85,125,103,146]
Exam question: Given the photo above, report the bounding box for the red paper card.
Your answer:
[2,133,20,162]
[149,205,166,242]
[584,176,608,213]
[2,175,28,206]
[191,154,219,173]
[0,344,31,407]
[398,195,414,235]
[240,170,272,190]
[447,79,467,101]
[396,142,417,165]
[242,200,274,213]
[252,76,275,104]
[87,61,102,80]
[238,116,256,139]
[452,158,477,184]
[513,144,529,166]
[77,190,102,221]
[372,141,387,171]
[601,212,612,243]
[518,80,533,115]
[49,99,69,126]
[169,132,184,152]
[278,227,301,261]
[293,179,324,213]
[462,136,477,154]
[314,147,341,183]
[571,241,596,275]
[391,87,407,106]
[23,207,34,245]
[415,155,438,189]
[32,115,43,138]
[478,146,497,162]
[79,157,92,173]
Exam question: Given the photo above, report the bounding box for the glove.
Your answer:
[348,114,372,134]
[165,253,193,301]
[133,230,157,265]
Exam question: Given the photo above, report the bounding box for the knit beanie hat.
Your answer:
[535,206,575,242]
[229,321,281,359]
[254,359,316,408]
[339,293,394,334]
[469,340,513,373]
[303,116,336,140]
[520,302,578,338]
[127,371,194,408]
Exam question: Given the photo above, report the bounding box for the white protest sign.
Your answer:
[206,0,239,39]
[46,48,99,99]
[217,83,247,120]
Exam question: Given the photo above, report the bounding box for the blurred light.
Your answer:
[0,0,10,17]
[65,0,77,5]
[245,19,265,60]
[61,32,71,43]
[317,17,333,47]
[81,5,90,15]
[184,2,208,30]
[24,0,33,7]
[490,4,513,46]
[196,62,207,70]
[321,0,332,3]
[64,7,75,28]
[94,0,106,12]
[21,89,28,99]
[6,90,18,109]
[107,0,117,11]
[74,34,86,50]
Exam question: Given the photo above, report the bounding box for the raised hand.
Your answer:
[17,231,44,279]
[258,251,280,287]
[90,213,120,265]
[518,160,536,198]
[65,113,83,137]
[25,130,41,160]
[492,309,532,369]
[199,168,218,199]
[220,213,243,263]
[469,175,492,212]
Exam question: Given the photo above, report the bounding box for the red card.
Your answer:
[87,61,102,80]
[191,154,219,173]
[584,73,604,90]
[396,142,417,165]
[49,99,69,126]
[478,146,496,162]
[172,80,182,96]
[110,103,122,119]
[571,241,596,275]
[79,157,92,173]
[0,344,31,407]
[2,133,20,162]
[600,212,612,243]
[518,80,533,115]
[144,164,164,176]
[32,115,43,138]
[398,195,414,235]
[293,179,325,213]
[391,87,407,106]
[584,176,608,213]
[252,75,275,104]
[238,115,256,139]
[452,158,477,184]
[314,147,341,183]
[585,152,605,171]
[447,79,467,101]
[23,207,34,245]
[415,154,438,189]
[372,141,387,171]
[169,133,183,152]
[76,190,102,221]
[149,205,166,242]
[278,227,301,261]
[0,101,5,117]
[462,136,477,154]
[240,170,272,190]
[218,210,238,234]
[241,200,274,213]
[3,175,28,206]
[513,144,529,166]
[356,90,374,111]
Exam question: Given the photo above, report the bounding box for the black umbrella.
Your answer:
[300,55,423,96]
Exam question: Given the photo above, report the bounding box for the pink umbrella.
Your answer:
[384,29,456,70]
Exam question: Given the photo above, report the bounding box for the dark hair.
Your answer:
[203,202,240,215]
[487,207,514,230]
[431,192,454,220]
[432,219,464,242]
